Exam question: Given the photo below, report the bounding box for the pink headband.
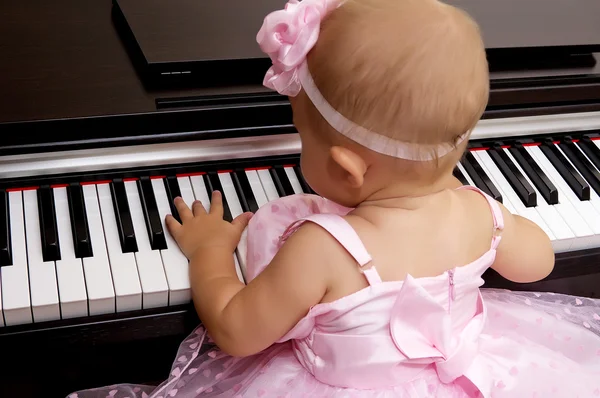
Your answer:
[256,0,468,161]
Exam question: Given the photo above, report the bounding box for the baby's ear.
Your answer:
[330,146,367,188]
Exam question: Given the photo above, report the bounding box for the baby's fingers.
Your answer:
[209,190,223,218]
[231,212,253,235]
[192,199,207,217]
[165,214,181,238]
[174,197,193,222]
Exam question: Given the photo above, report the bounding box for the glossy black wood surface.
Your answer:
[447,0,600,50]
[1,0,600,156]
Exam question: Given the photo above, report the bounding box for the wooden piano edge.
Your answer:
[0,302,199,343]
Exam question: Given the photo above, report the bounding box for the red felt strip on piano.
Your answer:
[6,186,40,192]
[176,172,205,177]
[469,147,489,151]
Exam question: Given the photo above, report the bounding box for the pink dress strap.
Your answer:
[282,214,383,285]
[456,185,505,249]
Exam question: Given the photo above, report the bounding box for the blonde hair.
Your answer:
[305,0,489,163]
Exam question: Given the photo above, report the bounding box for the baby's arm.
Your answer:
[191,222,338,357]
[491,203,555,283]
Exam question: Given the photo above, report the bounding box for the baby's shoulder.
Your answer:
[244,194,352,281]
[450,187,500,225]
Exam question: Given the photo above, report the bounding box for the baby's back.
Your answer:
[323,187,495,303]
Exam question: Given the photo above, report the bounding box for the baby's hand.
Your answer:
[165,191,253,260]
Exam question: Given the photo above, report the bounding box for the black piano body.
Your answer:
[1,0,600,396]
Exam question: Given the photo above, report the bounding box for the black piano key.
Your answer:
[540,138,590,201]
[463,152,503,203]
[488,145,536,207]
[268,167,290,197]
[579,135,600,171]
[459,158,488,193]
[452,167,469,185]
[274,166,295,196]
[164,176,183,224]
[38,186,61,262]
[560,137,600,196]
[137,177,167,251]
[294,166,315,194]
[67,183,93,258]
[232,170,257,213]
[0,190,12,266]
[110,179,138,253]
[510,143,559,205]
[204,172,233,222]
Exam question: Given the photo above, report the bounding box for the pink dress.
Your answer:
[69,187,600,398]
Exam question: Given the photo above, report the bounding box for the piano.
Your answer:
[1,0,600,396]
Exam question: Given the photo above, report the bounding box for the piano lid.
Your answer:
[1,0,600,152]
[111,0,281,88]
[113,0,600,88]
[447,0,600,52]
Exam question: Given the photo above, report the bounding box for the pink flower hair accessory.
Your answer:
[256,0,339,96]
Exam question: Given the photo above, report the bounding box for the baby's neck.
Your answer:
[358,172,460,209]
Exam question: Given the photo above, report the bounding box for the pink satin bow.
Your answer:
[389,274,492,396]
[256,0,339,96]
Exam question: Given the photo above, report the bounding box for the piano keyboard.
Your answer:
[0,164,311,327]
[0,122,599,328]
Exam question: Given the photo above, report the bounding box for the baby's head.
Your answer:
[258,0,488,207]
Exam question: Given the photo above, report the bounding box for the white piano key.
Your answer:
[124,181,169,308]
[96,183,142,312]
[189,175,211,212]
[151,178,191,305]
[473,151,555,240]
[1,191,32,326]
[525,146,599,250]
[284,166,304,194]
[81,185,116,315]
[177,176,197,208]
[456,162,476,187]
[469,151,518,214]
[503,149,575,253]
[219,173,245,219]
[23,189,60,322]
[53,187,88,318]
[549,145,600,235]
[257,169,280,201]
[219,173,247,282]
[244,170,271,282]
[245,170,269,207]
